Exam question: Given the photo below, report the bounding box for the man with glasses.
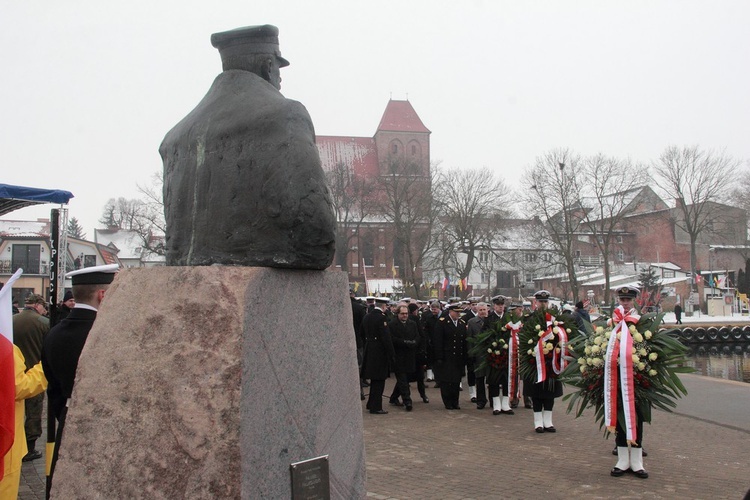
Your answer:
[388,306,420,411]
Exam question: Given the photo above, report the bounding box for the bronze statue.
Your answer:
[160,25,336,269]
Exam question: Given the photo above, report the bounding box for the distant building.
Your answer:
[317,99,431,295]
[94,228,165,268]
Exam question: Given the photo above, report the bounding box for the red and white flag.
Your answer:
[0,269,23,480]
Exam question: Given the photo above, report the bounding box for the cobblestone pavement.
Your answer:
[363,374,749,500]
[19,374,749,499]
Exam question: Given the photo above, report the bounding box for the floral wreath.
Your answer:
[517,306,579,389]
[469,319,512,385]
[561,308,691,439]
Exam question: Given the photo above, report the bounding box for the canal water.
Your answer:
[683,343,750,383]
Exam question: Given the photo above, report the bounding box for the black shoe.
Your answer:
[510,399,519,408]
[454,405,461,410]
[500,409,515,415]
[643,449,648,457]
[544,426,556,433]
[524,397,533,409]
[405,404,413,412]
[470,397,477,403]
[476,401,486,409]
[369,409,388,415]
[631,469,649,479]
[493,409,501,415]
[535,427,545,433]
[22,450,42,462]
[360,393,366,401]
[389,399,403,407]
[421,395,429,403]
[612,446,618,456]
[610,467,628,477]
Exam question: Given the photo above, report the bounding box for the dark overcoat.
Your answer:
[432,316,468,383]
[41,308,97,420]
[388,318,419,374]
[360,308,395,380]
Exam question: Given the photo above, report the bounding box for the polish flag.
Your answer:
[0,269,23,480]
[441,277,449,291]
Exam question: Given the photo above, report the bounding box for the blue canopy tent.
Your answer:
[0,183,74,216]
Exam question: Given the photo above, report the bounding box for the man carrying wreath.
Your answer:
[607,285,649,479]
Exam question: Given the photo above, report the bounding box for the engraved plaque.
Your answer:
[290,455,330,499]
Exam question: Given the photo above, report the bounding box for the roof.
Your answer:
[95,229,144,260]
[376,100,430,134]
[316,136,379,177]
[366,278,402,294]
[0,183,73,216]
[0,219,50,238]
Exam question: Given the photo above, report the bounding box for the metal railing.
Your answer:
[0,260,49,275]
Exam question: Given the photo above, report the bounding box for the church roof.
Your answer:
[376,100,430,134]
[316,136,379,177]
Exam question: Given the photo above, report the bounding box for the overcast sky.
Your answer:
[2,0,748,236]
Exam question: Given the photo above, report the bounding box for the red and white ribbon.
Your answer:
[551,325,569,375]
[505,320,522,398]
[604,305,640,442]
[535,313,555,383]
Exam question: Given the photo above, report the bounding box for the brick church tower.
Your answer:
[317,100,431,296]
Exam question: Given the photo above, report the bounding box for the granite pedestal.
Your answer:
[51,267,366,499]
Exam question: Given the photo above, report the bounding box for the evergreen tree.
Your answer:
[637,266,662,308]
[67,217,86,239]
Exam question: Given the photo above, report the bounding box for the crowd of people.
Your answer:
[352,287,650,480]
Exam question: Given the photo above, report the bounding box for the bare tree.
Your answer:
[433,167,509,285]
[376,157,438,298]
[324,161,375,273]
[651,145,739,289]
[98,171,167,256]
[519,148,584,301]
[579,154,649,304]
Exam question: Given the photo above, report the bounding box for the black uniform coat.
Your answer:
[388,318,419,374]
[360,308,395,380]
[432,316,468,383]
[41,308,97,420]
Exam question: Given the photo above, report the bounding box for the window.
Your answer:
[12,244,41,274]
[480,272,489,282]
[524,253,537,263]
[84,255,97,268]
[479,252,489,263]
[664,270,675,278]
[411,145,416,155]
[361,237,374,266]
[616,235,623,243]
[392,144,398,154]
[617,250,624,261]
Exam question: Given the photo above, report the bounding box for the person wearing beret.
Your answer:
[360,297,396,414]
[485,296,513,410]
[41,264,118,488]
[527,290,564,433]
[433,304,468,410]
[608,286,649,479]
